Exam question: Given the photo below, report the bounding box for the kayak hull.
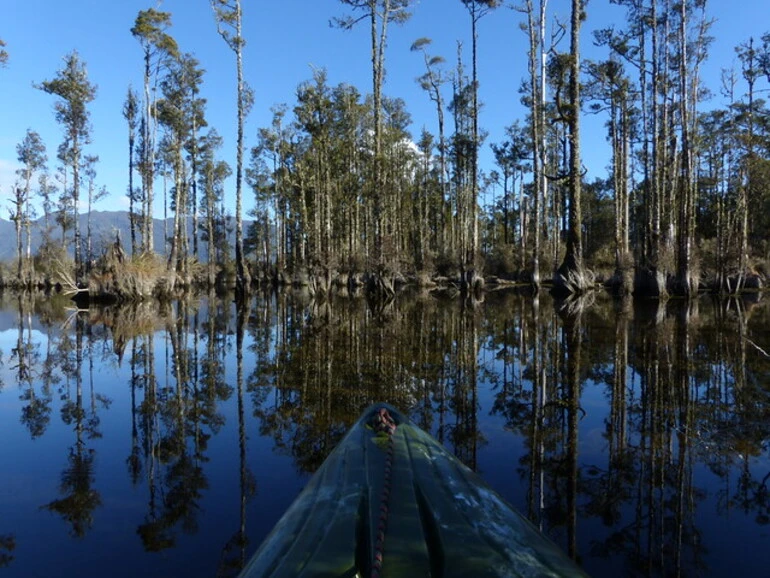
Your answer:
[239,404,588,578]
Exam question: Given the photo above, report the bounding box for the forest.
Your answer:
[2,0,770,301]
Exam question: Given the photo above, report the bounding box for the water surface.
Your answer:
[1,290,769,577]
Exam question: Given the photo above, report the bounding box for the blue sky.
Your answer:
[1,0,767,219]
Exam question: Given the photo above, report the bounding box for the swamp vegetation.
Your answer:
[2,2,770,300]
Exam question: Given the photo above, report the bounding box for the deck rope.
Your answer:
[371,407,397,578]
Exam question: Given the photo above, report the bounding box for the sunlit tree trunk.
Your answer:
[212,0,252,294]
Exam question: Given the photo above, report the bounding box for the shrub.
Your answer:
[34,237,73,284]
[484,245,517,279]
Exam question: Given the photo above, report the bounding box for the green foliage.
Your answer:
[210,0,244,50]
[460,0,504,13]
[131,9,178,59]
[38,51,97,135]
[333,0,414,29]
[34,235,72,283]
[582,179,615,262]
[484,244,517,279]
[16,129,47,176]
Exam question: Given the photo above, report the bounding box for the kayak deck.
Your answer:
[239,404,588,577]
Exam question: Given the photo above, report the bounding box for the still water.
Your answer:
[0,289,769,577]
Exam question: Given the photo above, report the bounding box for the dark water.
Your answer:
[1,289,769,577]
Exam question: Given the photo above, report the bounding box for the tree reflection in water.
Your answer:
[13,294,49,439]
[245,289,486,475]
[43,311,105,537]
[2,289,770,576]
[133,300,218,551]
[488,292,770,575]
[0,533,15,568]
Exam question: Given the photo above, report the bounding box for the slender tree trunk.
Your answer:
[73,137,82,284]
[25,194,33,285]
[370,2,386,268]
[555,0,588,294]
[191,95,199,261]
[206,166,216,287]
[674,0,694,296]
[469,9,479,268]
[87,180,93,272]
[14,193,23,284]
[648,0,665,295]
[143,49,155,254]
[168,143,183,280]
[233,0,251,294]
[125,88,138,256]
[526,0,543,288]
[129,130,136,256]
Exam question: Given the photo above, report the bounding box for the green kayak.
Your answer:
[239,404,588,577]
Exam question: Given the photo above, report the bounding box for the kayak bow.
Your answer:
[239,403,588,578]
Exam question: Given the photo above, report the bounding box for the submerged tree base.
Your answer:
[552,259,595,298]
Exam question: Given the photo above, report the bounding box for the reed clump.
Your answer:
[89,237,176,301]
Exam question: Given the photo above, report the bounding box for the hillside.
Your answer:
[0,211,242,262]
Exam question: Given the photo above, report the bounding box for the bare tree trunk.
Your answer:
[25,194,33,285]
[143,50,155,255]
[73,138,82,284]
[525,0,546,289]
[469,8,480,269]
[554,0,590,295]
[13,192,23,284]
[673,0,702,297]
[191,97,199,261]
[234,0,251,294]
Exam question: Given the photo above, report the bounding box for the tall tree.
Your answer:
[37,51,97,284]
[519,0,550,289]
[334,0,413,279]
[37,171,58,234]
[157,52,206,282]
[460,0,502,273]
[15,129,47,285]
[198,129,230,287]
[0,38,8,67]
[411,37,450,252]
[211,0,253,294]
[554,0,590,294]
[183,57,207,262]
[123,87,140,256]
[734,36,761,291]
[490,122,529,250]
[594,0,667,296]
[585,57,633,294]
[449,43,474,269]
[131,8,178,255]
[82,154,107,269]
[672,0,711,296]
[53,145,74,244]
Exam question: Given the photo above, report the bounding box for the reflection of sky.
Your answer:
[0,328,45,394]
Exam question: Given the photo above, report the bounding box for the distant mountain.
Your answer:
[0,211,246,262]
